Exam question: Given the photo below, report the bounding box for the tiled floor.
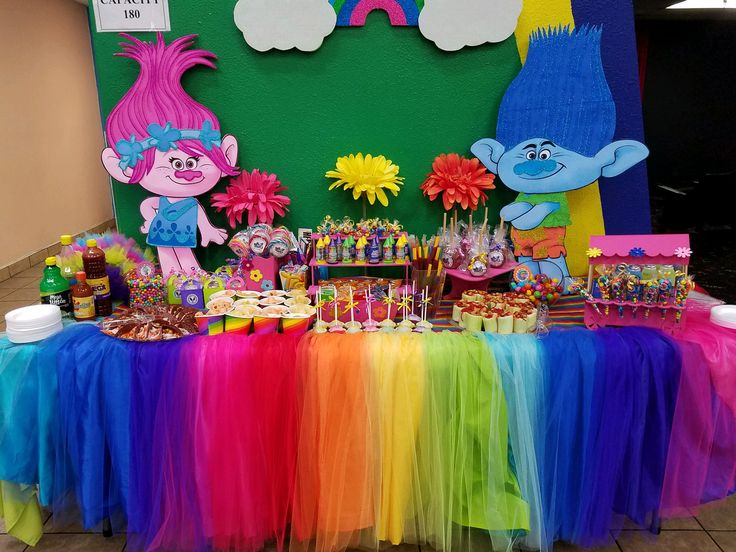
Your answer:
[3,498,736,552]
[2,265,736,551]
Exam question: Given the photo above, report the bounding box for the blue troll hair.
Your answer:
[496,26,616,157]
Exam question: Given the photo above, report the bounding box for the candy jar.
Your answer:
[383,235,395,264]
[355,236,367,263]
[342,235,354,264]
[396,234,407,263]
[368,236,381,264]
[315,236,326,264]
[326,236,338,264]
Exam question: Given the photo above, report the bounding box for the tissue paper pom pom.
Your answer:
[420,153,495,211]
[325,153,404,207]
[211,169,290,228]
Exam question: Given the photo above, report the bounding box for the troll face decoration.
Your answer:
[471,26,649,288]
[101,34,239,276]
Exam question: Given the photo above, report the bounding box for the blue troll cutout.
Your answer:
[471,26,649,289]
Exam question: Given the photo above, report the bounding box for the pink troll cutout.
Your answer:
[101,33,240,276]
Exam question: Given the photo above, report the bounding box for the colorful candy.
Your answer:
[642,280,659,320]
[126,263,165,308]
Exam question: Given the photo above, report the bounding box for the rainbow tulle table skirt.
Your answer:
[0,305,735,552]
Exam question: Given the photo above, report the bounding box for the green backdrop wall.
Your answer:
[88,2,521,269]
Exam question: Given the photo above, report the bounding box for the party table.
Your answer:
[1,302,735,552]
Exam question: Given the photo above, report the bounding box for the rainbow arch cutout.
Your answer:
[330,0,423,27]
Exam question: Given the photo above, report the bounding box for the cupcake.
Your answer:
[415,320,433,331]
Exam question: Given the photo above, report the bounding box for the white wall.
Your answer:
[0,0,113,268]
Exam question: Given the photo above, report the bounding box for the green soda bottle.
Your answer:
[40,257,72,316]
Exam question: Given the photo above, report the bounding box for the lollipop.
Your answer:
[228,231,252,258]
[441,247,463,270]
[626,273,641,318]
[611,276,626,318]
[597,275,612,316]
[658,278,673,320]
[488,247,505,268]
[468,252,489,277]
[248,226,271,257]
[674,273,693,324]
[574,285,603,316]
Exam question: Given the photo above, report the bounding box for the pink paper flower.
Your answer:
[674,246,692,259]
[211,169,290,228]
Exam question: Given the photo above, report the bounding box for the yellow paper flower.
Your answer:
[326,153,404,207]
[586,247,603,258]
[249,269,263,283]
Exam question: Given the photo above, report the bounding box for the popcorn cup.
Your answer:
[513,317,528,334]
[225,313,253,335]
[483,315,498,333]
[281,315,313,336]
[462,312,483,332]
[498,315,514,335]
[252,315,280,335]
[196,313,225,336]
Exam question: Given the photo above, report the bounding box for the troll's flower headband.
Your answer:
[115,120,222,171]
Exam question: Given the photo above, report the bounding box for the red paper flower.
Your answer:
[420,153,496,211]
[211,169,291,228]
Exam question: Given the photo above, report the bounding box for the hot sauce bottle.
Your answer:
[72,271,96,321]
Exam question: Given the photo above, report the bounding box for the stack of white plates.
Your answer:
[4,305,63,344]
[711,305,736,330]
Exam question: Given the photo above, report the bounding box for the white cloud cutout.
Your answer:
[418,0,523,52]
[234,0,337,53]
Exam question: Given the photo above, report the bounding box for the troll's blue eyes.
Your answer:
[539,149,551,160]
[526,151,537,160]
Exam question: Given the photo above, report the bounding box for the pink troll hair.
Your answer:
[105,33,239,183]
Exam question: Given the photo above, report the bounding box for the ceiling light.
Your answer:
[668,0,735,8]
